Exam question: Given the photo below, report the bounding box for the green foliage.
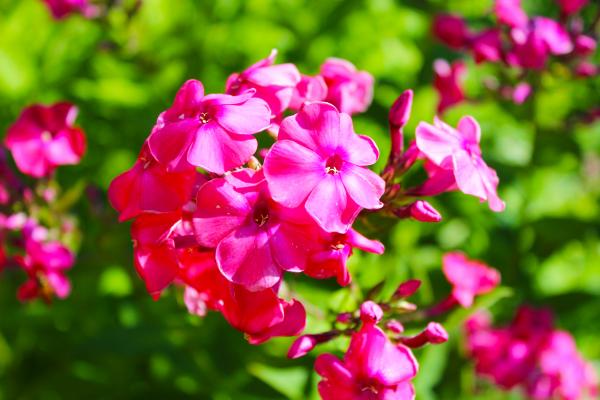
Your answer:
[0,0,598,399]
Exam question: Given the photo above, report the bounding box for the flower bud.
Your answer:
[574,35,597,56]
[386,320,405,334]
[360,301,383,325]
[432,14,470,49]
[389,90,413,131]
[394,279,422,298]
[394,201,442,223]
[400,322,449,348]
[287,335,318,359]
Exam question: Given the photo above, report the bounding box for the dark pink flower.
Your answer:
[432,14,471,49]
[442,252,500,307]
[508,18,573,69]
[263,102,385,233]
[289,74,328,110]
[226,49,301,125]
[574,35,597,56]
[5,102,86,178]
[108,144,199,222]
[557,0,589,15]
[148,79,271,174]
[42,0,98,20]
[415,116,505,211]
[16,235,74,302]
[315,302,418,400]
[320,58,374,115]
[512,82,532,104]
[433,59,466,114]
[494,0,528,28]
[193,169,315,291]
[304,228,384,286]
[471,29,503,63]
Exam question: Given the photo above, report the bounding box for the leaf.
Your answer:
[248,363,309,400]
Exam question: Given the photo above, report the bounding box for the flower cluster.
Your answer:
[466,306,598,400]
[432,0,598,112]
[109,50,507,398]
[41,0,99,20]
[0,102,85,302]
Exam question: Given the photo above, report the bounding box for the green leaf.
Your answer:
[248,363,308,400]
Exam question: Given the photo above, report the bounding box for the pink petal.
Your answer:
[279,102,341,154]
[10,140,52,177]
[457,116,481,145]
[263,139,325,207]
[247,299,306,344]
[216,224,281,290]
[194,179,251,247]
[269,222,314,272]
[216,97,271,136]
[148,119,198,171]
[339,114,379,166]
[340,163,384,209]
[188,121,257,174]
[415,121,460,165]
[133,244,179,298]
[246,63,301,87]
[305,174,361,233]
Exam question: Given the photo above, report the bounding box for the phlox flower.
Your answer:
[5,102,86,178]
[432,14,471,49]
[148,79,271,174]
[263,102,385,233]
[433,59,466,114]
[42,0,98,20]
[442,252,500,307]
[320,58,374,115]
[415,116,505,211]
[289,74,328,111]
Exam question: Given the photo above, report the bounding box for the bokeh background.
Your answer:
[0,0,599,398]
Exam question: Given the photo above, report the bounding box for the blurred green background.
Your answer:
[0,0,599,398]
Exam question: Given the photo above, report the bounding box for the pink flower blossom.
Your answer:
[432,14,471,49]
[557,0,589,15]
[512,82,532,104]
[494,0,528,28]
[508,18,573,69]
[320,58,374,115]
[42,0,98,20]
[5,102,86,178]
[148,79,271,174]
[433,59,466,114]
[226,49,301,126]
[315,301,418,400]
[415,116,505,211]
[574,35,597,56]
[471,29,503,63]
[16,235,74,302]
[108,144,199,222]
[442,252,500,307]
[263,102,385,233]
[304,228,384,286]
[289,74,328,110]
[193,169,315,291]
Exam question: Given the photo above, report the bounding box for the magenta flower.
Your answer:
[432,14,471,49]
[148,79,271,174]
[226,49,301,125]
[494,0,528,28]
[315,301,418,400]
[471,29,503,63]
[289,74,328,110]
[42,0,98,20]
[5,102,86,178]
[263,102,385,233]
[108,144,199,222]
[433,59,466,114]
[16,235,75,302]
[320,58,374,115]
[193,169,315,291]
[557,0,589,15]
[508,18,573,69]
[415,116,505,212]
[442,252,500,307]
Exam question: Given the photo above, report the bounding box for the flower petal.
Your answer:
[340,164,384,209]
[305,175,360,233]
[216,97,271,136]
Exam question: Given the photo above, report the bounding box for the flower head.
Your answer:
[5,102,86,178]
[264,102,385,232]
[320,58,374,115]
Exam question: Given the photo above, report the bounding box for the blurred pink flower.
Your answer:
[289,74,328,110]
[494,0,528,28]
[320,58,374,115]
[263,102,384,233]
[432,14,471,49]
[557,0,589,15]
[442,252,500,307]
[42,0,98,20]
[433,59,466,114]
[148,79,271,174]
[5,102,86,178]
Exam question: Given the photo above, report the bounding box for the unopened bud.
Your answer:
[360,301,383,325]
[400,322,449,348]
[386,320,405,334]
[394,279,422,298]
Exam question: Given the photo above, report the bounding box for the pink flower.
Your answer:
[180,248,306,344]
[305,228,384,286]
[557,0,589,15]
[432,14,471,49]
[320,58,374,115]
[315,302,418,400]
[148,79,271,174]
[289,74,328,110]
[193,169,315,291]
[471,29,503,63]
[263,102,385,233]
[108,144,199,222]
[494,0,528,28]
[42,0,98,20]
[508,18,573,69]
[442,252,500,307]
[415,116,505,211]
[16,236,74,302]
[512,82,532,104]
[226,49,301,125]
[5,102,86,178]
[433,59,466,114]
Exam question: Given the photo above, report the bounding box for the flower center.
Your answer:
[325,155,344,175]
[41,131,53,142]
[199,112,211,124]
[253,204,270,227]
